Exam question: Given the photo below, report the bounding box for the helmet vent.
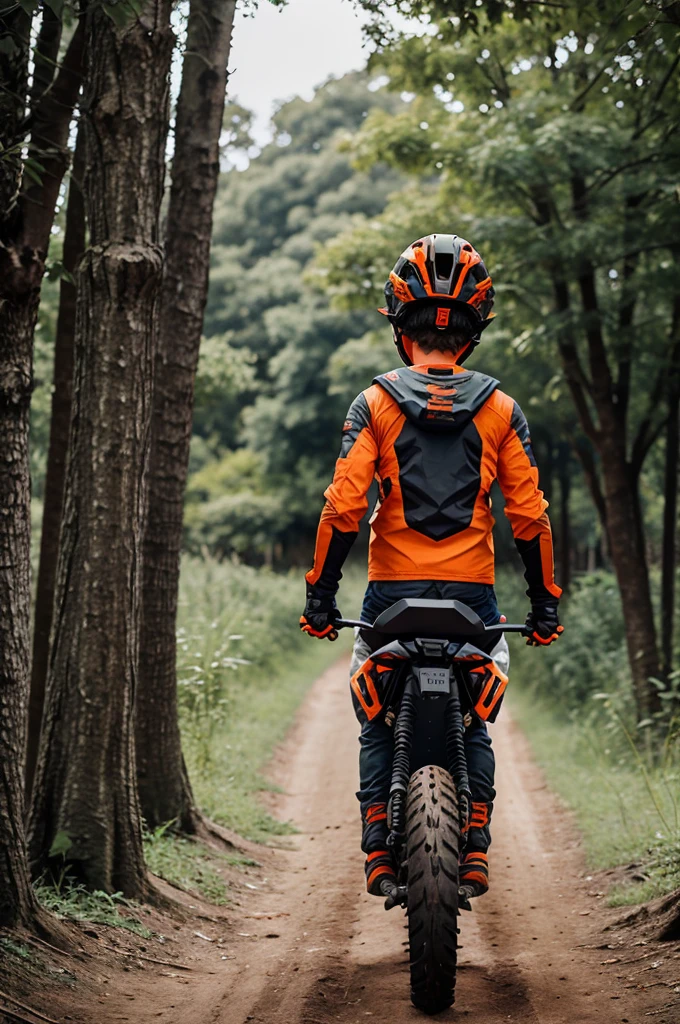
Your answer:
[434,251,454,281]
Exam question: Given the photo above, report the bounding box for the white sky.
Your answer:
[228,0,404,146]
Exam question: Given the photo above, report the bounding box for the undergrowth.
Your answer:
[176,556,364,843]
[34,879,152,936]
[0,937,33,962]
[144,821,257,904]
[497,568,680,906]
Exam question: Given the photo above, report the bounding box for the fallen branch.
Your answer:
[0,1005,47,1024]
[16,933,76,958]
[0,991,60,1024]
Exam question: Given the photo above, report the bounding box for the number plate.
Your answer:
[418,667,451,695]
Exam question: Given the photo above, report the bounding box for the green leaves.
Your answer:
[48,830,72,860]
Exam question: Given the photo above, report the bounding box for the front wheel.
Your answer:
[406,764,461,1015]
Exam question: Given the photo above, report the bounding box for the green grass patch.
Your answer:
[509,687,679,872]
[144,824,257,904]
[35,879,152,935]
[500,567,680,907]
[188,639,353,841]
[176,556,364,844]
[0,937,34,962]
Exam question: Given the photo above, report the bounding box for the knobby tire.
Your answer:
[406,764,461,1015]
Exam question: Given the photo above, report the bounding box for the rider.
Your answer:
[300,234,563,901]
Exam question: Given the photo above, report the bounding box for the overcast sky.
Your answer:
[227,0,387,145]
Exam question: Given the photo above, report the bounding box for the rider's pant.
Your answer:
[350,580,508,865]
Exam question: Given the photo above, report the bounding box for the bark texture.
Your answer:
[28,1,174,895]
[599,437,662,719]
[544,207,662,721]
[136,0,236,832]
[26,128,86,800]
[661,294,680,679]
[0,8,42,930]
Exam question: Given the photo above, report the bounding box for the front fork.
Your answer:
[386,669,472,856]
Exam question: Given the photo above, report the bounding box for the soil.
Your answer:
[4,656,679,1024]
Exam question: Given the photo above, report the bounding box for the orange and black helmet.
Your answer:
[379,233,496,365]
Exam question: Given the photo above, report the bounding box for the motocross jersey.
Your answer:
[306,362,561,605]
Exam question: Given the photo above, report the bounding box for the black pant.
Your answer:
[352,580,500,855]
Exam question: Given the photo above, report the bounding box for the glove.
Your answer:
[300,585,341,641]
[525,601,564,646]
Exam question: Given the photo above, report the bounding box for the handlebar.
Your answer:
[335,619,530,636]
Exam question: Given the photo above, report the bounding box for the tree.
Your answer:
[136,0,237,834]
[28,0,174,895]
[26,125,86,800]
[325,0,680,721]
[0,4,84,930]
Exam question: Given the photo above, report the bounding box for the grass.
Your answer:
[176,555,363,844]
[144,823,258,904]
[0,937,34,962]
[34,879,152,935]
[499,568,680,907]
[509,687,679,874]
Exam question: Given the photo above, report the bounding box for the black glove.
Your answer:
[300,585,341,641]
[525,600,564,647]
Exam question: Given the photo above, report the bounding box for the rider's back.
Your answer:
[322,363,550,587]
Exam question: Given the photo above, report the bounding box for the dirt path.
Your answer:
[184,655,678,1024]
[40,657,678,1024]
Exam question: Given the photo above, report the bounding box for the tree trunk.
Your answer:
[0,291,41,929]
[557,441,571,593]
[0,6,44,932]
[660,294,680,679]
[28,1,174,895]
[661,397,679,678]
[598,435,662,720]
[26,127,86,801]
[136,0,236,833]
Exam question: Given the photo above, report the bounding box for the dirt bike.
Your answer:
[337,598,528,1016]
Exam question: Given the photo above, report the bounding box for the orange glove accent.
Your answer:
[299,615,339,642]
[526,624,564,647]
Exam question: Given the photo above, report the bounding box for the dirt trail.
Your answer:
[188,655,677,1024]
[57,657,678,1024]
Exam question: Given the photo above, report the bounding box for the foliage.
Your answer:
[143,823,249,905]
[0,937,33,962]
[503,564,680,900]
[510,681,680,888]
[319,0,680,535]
[34,878,152,935]
[608,832,680,906]
[176,555,364,840]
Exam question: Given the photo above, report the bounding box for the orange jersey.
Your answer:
[306,363,560,599]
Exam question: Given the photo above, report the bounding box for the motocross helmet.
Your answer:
[379,233,496,366]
